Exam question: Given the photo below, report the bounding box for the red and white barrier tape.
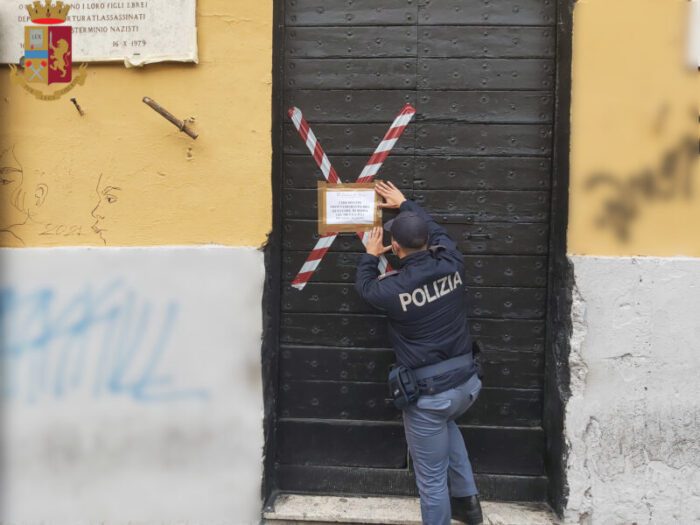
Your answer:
[288,104,416,291]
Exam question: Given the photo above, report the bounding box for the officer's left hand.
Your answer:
[365,227,392,257]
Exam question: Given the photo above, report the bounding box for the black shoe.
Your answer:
[450,495,483,525]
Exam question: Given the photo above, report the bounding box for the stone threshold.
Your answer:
[263,494,560,525]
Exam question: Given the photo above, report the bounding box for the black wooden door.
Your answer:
[275,0,555,501]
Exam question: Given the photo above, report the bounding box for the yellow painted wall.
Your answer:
[0,0,272,247]
[3,1,696,254]
[569,0,699,256]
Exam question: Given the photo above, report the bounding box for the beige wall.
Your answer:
[0,0,272,248]
[568,0,699,257]
[6,0,696,256]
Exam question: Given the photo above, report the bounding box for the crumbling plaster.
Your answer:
[563,256,700,524]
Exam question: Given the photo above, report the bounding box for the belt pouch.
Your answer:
[388,365,420,409]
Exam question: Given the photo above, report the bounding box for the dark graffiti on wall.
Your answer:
[584,135,698,242]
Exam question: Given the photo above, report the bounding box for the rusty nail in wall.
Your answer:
[70,98,84,116]
[142,97,199,140]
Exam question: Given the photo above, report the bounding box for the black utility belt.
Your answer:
[387,353,472,410]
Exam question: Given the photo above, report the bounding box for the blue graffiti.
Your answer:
[0,279,209,403]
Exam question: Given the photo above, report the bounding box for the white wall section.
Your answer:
[0,247,265,525]
[564,256,700,524]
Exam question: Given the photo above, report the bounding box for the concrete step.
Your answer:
[263,494,560,525]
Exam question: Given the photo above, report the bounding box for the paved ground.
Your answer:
[263,494,560,525]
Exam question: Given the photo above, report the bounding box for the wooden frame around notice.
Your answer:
[317,182,382,235]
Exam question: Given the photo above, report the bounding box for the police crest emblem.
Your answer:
[9,1,87,101]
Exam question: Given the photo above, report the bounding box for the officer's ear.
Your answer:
[391,239,401,257]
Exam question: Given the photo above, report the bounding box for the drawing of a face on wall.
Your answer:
[91,173,122,245]
[0,146,48,245]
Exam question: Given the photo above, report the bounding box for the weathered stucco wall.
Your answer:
[0,2,273,523]
[564,1,700,522]
[1,246,265,524]
[0,0,272,247]
[564,256,700,524]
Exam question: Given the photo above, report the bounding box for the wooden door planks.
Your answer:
[282,283,546,319]
[279,380,543,427]
[282,253,548,287]
[282,220,549,254]
[276,0,559,499]
[277,419,545,475]
[275,464,549,501]
[279,345,544,390]
[281,314,545,353]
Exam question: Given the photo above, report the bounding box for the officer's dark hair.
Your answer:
[393,234,428,250]
[386,211,429,250]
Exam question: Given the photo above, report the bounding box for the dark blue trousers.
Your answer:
[402,374,482,525]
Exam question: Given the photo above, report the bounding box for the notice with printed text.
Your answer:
[318,183,381,234]
[0,1,197,65]
[326,190,376,225]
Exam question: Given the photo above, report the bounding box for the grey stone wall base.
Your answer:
[563,256,700,524]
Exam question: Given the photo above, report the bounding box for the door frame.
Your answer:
[542,0,575,515]
[261,0,575,514]
[260,0,286,507]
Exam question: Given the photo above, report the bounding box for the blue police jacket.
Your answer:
[355,200,474,394]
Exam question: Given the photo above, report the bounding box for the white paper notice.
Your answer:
[326,190,376,225]
[0,1,197,65]
[690,0,699,68]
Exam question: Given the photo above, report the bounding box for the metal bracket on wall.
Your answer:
[143,96,198,140]
[467,233,493,241]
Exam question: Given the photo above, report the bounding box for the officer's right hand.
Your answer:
[376,181,406,209]
[365,227,392,257]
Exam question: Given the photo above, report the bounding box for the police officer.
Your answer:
[355,181,483,525]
